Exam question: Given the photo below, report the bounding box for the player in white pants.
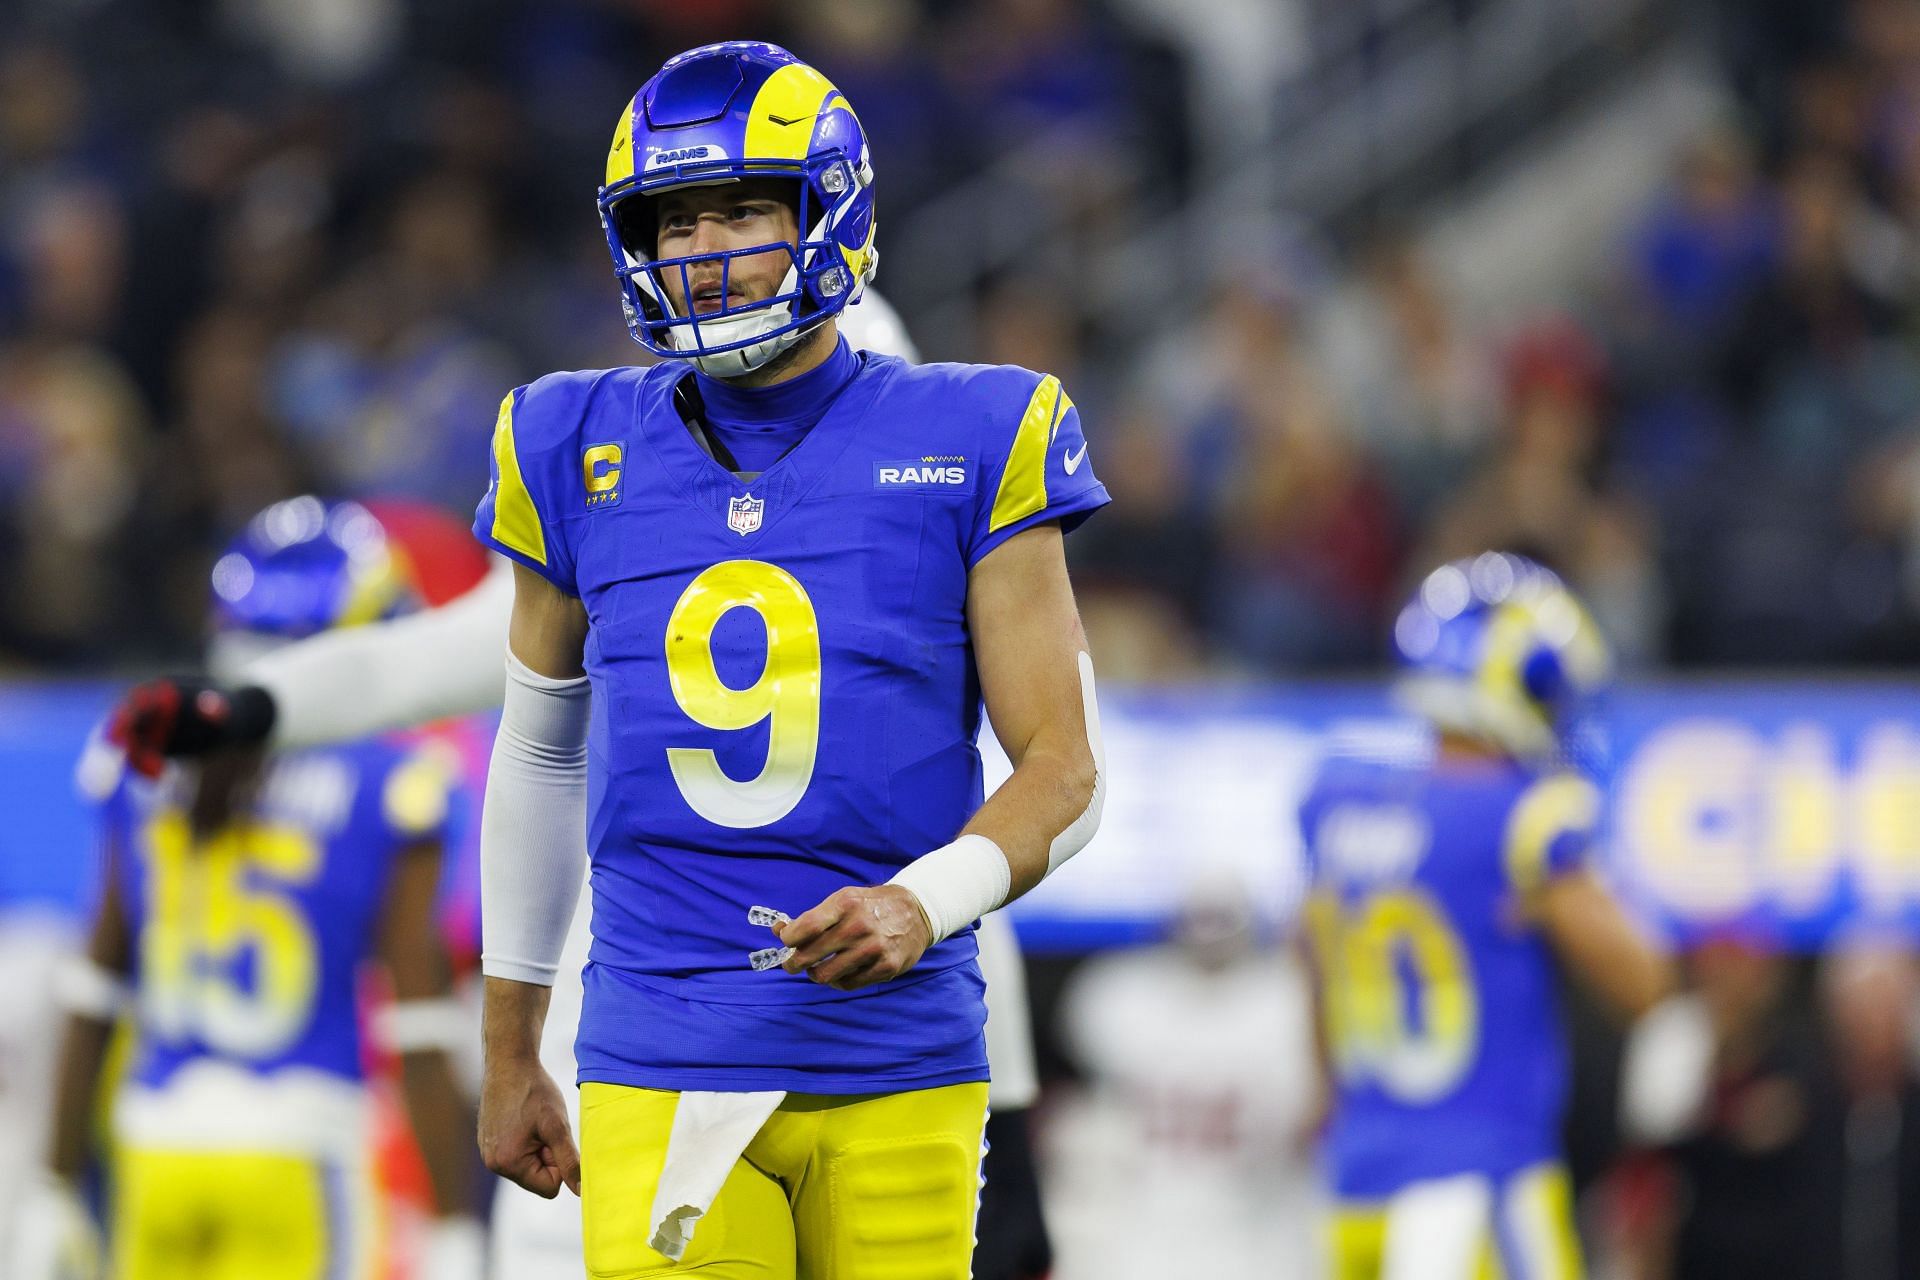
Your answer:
[101,291,1054,1280]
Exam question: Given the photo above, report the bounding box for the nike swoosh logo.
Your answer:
[1063,442,1089,475]
[767,112,815,127]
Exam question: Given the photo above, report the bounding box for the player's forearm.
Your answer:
[482,977,554,1067]
[1540,879,1677,1021]
[399,1050,481,1215]
[248,561,514,748]
[45,1013,114,1181]
[478,641,590,986]
[1579,935,1677,1023]
[962,739,1099,900]
[890,648,1104,945]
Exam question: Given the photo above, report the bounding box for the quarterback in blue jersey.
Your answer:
[471,41,1108,1280]
[1299,554,1673,1280]
[28,499,481,1280]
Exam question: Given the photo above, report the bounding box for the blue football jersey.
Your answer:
[102,742,455,1088]
[1299,751,1600,1198]
[473,351,1109,1093]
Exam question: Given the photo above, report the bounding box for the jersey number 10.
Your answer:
[1308,888,1480,1104]
[665,559,822,829]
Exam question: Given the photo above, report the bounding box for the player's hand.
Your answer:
[478,1055,581,1199]
[777,884,934,991]
[107,677,276,778]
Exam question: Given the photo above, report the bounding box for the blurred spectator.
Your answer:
[0,340,147,665]
[267,172,523,509]
[1635,939,1844,1280]
[222,0,404,86]
[1314,228,1498,519]
[789,0,952,217]
[1419,315,1663,666]
[1208,377,1398,672]
[1106,0,1307,173]
[1819,939,1920,1280]
[1068,409,1214,677]
[0,0,1916,675]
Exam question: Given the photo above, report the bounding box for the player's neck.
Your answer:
[717,322,840,390]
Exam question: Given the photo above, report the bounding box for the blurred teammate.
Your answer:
[100,246,1059,1280]
[1300,553,1673,1280]
[24,498,481,1280]
[472,40,1105,1280]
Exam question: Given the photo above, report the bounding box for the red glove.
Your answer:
[107,678,277,778]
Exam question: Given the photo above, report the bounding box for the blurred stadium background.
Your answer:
[5,0,1920,1277]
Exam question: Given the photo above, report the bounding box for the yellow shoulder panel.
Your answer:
[383,744,456,838]
[988,375,1064,534]
[1503,773,1600,894]
[489,391,548,567]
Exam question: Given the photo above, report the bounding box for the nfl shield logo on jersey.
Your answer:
[727,494,764,536]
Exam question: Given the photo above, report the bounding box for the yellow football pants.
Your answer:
[1328,1163,1583,1280]
[112,1146,374,1280]
[580,1081,990,1280]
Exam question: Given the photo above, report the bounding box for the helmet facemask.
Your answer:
[608,177,822,377]
[600,148,875,377]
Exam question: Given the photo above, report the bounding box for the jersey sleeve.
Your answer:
[472,376,586,596]
[1501,773,1602,897]
[967,368,1112,567]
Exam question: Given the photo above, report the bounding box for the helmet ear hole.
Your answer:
[1521,647,1565,707]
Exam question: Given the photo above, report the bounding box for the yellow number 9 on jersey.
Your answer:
[665,560,822,829]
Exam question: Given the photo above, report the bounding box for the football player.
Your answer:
[99,197,1060,1280]
[472,40,1106,1280]
[1299,553,1674,1280]
[24,499,482,1280]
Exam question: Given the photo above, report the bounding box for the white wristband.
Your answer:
[55,956,130,1022]
[373,998,471,1055]
[888,834,1012,944]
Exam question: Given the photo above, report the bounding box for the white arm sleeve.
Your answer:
[245,558,516,749]
[479,652,590,986]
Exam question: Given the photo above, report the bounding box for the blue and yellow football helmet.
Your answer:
[1392,552,1611,758]
[207,496,419,674]
[597,41,878,376]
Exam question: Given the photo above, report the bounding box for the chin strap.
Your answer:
[675,306,829,377]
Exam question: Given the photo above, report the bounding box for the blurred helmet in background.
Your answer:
[207,495,420,679]
[598,40,877,376]
[1392,552,1611,760]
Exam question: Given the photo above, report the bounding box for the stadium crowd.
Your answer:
[5,0,1920,677]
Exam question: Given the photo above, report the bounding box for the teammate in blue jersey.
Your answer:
[26,499,481,1280]
[1299,554,1674,1280]
[471,41,1109,1280]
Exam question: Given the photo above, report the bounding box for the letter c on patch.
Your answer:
[584,443,623,495]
